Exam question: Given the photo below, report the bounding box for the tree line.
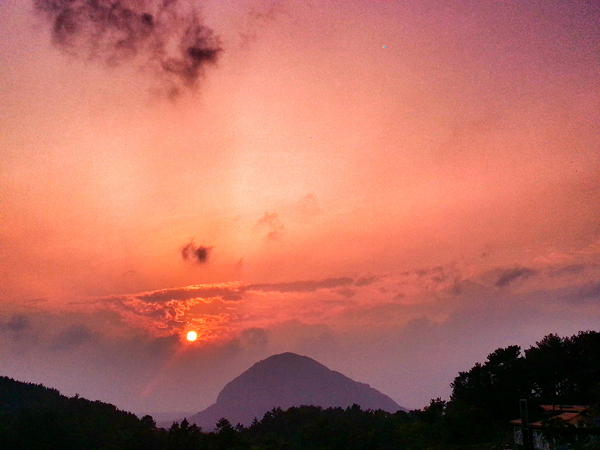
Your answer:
[1,330,599,449]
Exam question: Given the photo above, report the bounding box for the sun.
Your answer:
[186,331,198,341]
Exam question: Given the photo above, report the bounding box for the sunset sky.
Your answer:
[1,0,599,415]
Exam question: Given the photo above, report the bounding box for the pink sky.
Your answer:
[1,0,599,414]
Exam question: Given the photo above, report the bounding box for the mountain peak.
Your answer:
[189,353,404,429]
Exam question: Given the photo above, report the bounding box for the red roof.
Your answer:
[539,405,587,413]
[530,412,584,428]
[510,405,591,429]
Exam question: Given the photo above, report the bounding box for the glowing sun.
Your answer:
[186,331,198,341]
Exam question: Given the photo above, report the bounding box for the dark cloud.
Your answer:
[51,324,93,351]
[576,281,600,303]
[354,276,377,287]
[245,277,354,293]
[415,266,444,277]
[139,276,356,300]
[34,0,222,97]
[495,266,537,287]
[221,291,244,302]
[146,334,180,356]
[547,264,586,277]
[107,276,360,308]
[342,301,407,322]
[235,257,244,270]
[0,314,36,344]
[181,241,213,264]
[2,314,31,332]
[239,327,269,348]
[335,288,356,298]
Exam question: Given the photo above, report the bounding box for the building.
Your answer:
[511,404,600,450]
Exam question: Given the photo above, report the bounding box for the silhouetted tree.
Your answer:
[167,418,205,450]
[214,417,243,450]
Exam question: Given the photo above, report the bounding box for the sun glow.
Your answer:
[186,331,197,341]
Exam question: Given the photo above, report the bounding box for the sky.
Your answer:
[1,0,599,415]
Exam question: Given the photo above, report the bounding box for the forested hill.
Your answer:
[0,376,157,450]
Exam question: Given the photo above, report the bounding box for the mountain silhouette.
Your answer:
[188,352,404,429]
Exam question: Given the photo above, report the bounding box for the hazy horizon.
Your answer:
[1,0,599,414]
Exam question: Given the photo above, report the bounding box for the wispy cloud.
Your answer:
[89,277,361,339]
[257,212,285,240]
[245,277,354,293]
[75,258,599,344]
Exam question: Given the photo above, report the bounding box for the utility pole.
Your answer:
[520,399,533,450]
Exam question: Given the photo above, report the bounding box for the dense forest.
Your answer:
[1,330,599,450]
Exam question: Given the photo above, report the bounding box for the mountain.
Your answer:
[188,352,404,429]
